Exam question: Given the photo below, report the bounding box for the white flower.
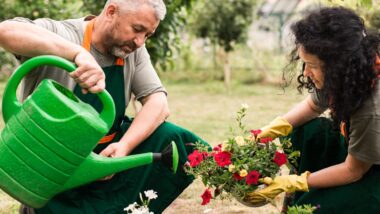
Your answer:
[234,136,245,146]
[144,190,158,200]
[136,206,151,214]
[228,164,235,172]
[124,190,158,213]
[241,103,249,109]
[221,142,229,151]
[124,202,138,212]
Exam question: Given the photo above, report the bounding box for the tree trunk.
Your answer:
[223,50,231,89]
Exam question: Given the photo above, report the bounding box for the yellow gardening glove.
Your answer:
[244,171,310,205]
[257,117,293,141]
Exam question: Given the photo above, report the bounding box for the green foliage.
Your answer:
[190,0,257,52]
[322,0,372,9]
[370,9,380,29]
[322,0,380,30]
[81,0,105,15]
[0,0,83,20]
[286,204,318,214]
[146,0,194,71]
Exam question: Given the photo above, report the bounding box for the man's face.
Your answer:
[104,4,159,58]
[298,46,325,89]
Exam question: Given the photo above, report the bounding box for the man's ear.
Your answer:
[104,3,118,20]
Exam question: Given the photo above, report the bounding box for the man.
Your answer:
[0,0,207,213]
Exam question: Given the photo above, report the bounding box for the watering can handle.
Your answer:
[2,55,115,129]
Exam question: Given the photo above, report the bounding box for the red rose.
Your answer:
[250,129,262,136]
[246,170,260,185]
[232,172,243,181]
[201,188,212,205]
[260,137,273,144]
[188,150,204,167]
[213,151,232,167]
[273,151,287,166]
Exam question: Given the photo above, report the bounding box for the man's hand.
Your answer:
[97,142,132,180]
[70,50,105,94]
[244,171,310,204]
[256,117,293,141]
[99,142,131,158]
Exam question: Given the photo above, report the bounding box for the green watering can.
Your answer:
[0,55,179,208]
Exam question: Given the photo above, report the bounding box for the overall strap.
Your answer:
[80,18,126,145]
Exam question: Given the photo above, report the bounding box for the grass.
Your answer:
[0,80,306,214]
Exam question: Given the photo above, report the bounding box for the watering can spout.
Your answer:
[62,142,179,191]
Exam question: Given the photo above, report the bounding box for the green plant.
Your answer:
[185,104,299,205]
[286,204,319,214]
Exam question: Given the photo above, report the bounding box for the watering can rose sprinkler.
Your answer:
[0,55,179,208]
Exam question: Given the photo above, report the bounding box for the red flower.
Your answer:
[201,188,212,205]
[260,137,273,144]
[188,150,204,167]
[213,151,232,167]
[213,144,222,151]
[273,151,287,166]
[232,172,243,181]
[246,170,260,185]
[250,129,262,136]
[202,152,209,158]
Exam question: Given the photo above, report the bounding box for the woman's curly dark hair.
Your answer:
[284,7,380,128]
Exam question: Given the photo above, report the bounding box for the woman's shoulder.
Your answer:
[353,79,380,118]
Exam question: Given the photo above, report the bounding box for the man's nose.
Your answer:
[134,34,146,48]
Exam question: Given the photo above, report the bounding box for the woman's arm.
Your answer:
[307,154,372,188]
[283,95,324,128]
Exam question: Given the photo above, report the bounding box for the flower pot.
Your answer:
[233,184,269,207]
[234,195,269,207]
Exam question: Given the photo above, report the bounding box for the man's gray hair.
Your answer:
[105,0,166,20]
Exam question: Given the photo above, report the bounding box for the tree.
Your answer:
[190,0,257,88]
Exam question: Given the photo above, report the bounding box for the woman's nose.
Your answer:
[303,66,311,77]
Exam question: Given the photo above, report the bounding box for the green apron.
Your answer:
[34,18,209,214]
[284,118,380,214]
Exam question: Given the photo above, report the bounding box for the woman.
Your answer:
[247,7,380,213]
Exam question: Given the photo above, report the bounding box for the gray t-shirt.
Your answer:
[11,17,166,106]
[311,80,380,164]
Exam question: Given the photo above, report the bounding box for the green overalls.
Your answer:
[35,19,208,214]
[284,118,380,214]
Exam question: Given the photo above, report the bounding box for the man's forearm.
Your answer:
[0,20,84,61]
[119,92,169,153]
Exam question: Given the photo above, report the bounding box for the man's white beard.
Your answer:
[111,47,129,58]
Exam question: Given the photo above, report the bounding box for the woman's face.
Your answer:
[298,46,325,89]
